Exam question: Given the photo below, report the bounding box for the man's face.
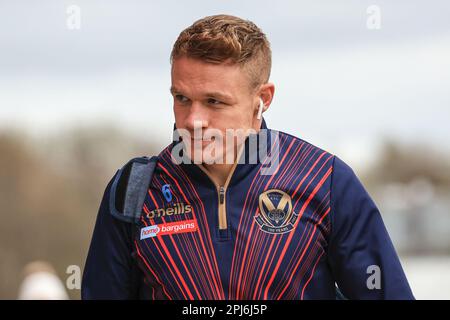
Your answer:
[170,56,259,164]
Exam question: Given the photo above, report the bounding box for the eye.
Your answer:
[207,98,222,105]
[175,94,189,103]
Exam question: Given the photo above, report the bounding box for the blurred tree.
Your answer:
[0,126,160,299]
[363,139,450,190]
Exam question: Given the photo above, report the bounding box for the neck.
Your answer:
[199,141,245,187]
[193,121,264,187]
[201,162,235,187]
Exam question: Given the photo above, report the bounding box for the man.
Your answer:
[82,14,414,300]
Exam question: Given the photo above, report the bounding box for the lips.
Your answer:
[190,137,215,143]
[190,138,211,146]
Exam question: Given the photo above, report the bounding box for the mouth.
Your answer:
[186,137,212,146]
[189,136,216,142]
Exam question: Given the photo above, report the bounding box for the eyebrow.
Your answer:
[170,86,234,102]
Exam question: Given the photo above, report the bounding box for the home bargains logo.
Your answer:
[140,219,198,240]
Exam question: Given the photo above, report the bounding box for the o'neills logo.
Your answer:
[146,202,192,219]
[140,219,198,240]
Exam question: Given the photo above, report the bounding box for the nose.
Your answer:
[184,102,209,132]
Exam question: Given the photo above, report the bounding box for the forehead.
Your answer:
[171,57,251,97]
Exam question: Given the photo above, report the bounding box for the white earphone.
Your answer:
[257,97,264,120]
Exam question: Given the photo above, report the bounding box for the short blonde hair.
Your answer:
[170,14,272,91]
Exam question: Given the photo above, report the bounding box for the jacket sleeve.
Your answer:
[327,156,414,299]
[81,173,141,299]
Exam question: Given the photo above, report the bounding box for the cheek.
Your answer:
[225,104,253,122]
[229,105,254,127]
[173,105,187,123]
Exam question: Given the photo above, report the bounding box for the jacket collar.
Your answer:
[170,118,273,188]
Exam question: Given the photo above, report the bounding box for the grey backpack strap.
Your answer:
[109,156,158,224]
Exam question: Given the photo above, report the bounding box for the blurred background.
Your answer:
[1,0,449,299]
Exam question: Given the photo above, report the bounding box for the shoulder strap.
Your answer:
[109,156,158,224]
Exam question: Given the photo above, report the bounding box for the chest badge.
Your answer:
[162,184,173,203]
[254,189,299,234]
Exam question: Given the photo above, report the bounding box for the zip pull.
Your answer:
[219,186,225,204]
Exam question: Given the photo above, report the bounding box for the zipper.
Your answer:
[197,144,245,232]
[198,169,230,230]
[218,186,226,229]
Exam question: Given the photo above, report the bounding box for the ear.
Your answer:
[258,82,275,114]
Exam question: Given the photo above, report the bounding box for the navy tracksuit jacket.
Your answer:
[82,119,414,299]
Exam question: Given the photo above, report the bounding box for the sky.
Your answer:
[1,0,449,171]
